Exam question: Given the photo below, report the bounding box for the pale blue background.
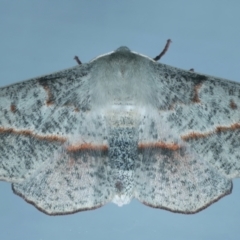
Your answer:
[0,1,240,239]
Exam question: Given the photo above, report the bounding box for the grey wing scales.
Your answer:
[0,64,113,214]
[12,148,112,215]
[135,63,240,213]
[135,146,232,213]
[152,63,240,178]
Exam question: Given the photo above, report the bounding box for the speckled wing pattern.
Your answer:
[0,46,240,215]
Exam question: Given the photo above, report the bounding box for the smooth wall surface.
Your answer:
[0,1,240,239]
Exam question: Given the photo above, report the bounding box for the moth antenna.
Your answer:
[74,56,82,65]
[153,39,172,61]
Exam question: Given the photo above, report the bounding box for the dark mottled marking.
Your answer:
[230,100,237,109]
[10,104,16,113]
[115,181,124,192]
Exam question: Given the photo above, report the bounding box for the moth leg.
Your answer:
[153,39,172,61]
[74,56,82,65]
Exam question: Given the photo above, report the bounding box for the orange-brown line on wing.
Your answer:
[138,142,181,151]
[230,100,237,109]
[192,82,203,103]
[182,123,240,141]
[63,103,80,112]
[216,123,240,132]
[67,143,108,152]
[10,104,17,113]
[39,82,54,106]
[0,127,66,143]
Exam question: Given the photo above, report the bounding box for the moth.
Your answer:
[0,42,240,215]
